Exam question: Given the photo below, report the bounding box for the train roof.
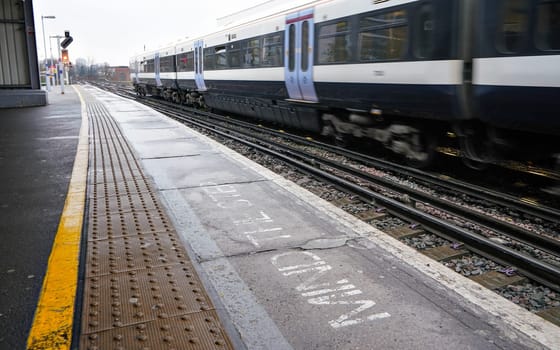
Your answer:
[131,0,419,60]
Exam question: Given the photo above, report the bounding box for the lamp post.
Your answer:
[49,36,56,85]
[50,35,63,86]
[51,35,65,94]
[41,15,55,91]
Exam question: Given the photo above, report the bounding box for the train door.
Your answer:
[284,8,318,102]
[133,60,139,84]
[194,40,207,91]
[154,53,162,86]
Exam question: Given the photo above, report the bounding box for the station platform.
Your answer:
[2,85,559,349]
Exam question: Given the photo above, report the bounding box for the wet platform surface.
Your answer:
[2,85,560,349]
[0,90,81,349]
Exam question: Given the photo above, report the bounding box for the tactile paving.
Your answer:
[90,210,172,241]
[91,191,160,216]
[86,234,187,276]
[80,92,233,349]
[82,264,212,333]
[81,311,232,349]
[88,179,151,199]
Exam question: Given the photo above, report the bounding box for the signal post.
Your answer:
[55,30,73,94]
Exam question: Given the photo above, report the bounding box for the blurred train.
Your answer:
[130,0,560,168]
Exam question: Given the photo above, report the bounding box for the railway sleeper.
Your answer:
[422,245,469,262]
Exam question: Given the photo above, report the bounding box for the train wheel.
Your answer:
[334,133,350,148]
[461,158,489,170]
[325,121,351,148]
[459,135,495,169]
[405,132,437,169]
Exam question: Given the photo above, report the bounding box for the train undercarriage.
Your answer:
[321,112,439,168]
[322,111,560,170]
[134,83,559,171]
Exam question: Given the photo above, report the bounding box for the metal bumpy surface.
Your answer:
[80,97,233,349]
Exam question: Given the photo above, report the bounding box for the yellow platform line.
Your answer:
[27,87,89,350]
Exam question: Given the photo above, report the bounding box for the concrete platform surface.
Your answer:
[84,85,560,350]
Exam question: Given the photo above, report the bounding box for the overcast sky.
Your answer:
[32,0,285,66]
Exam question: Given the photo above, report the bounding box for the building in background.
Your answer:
[108,66,130,82]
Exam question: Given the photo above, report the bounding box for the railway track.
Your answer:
[93,82,560,321]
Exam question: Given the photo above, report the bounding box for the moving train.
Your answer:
[130,0,560,168]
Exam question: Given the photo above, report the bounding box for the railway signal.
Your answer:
[61,49,69,64]
[56,30,73,94]
[61,30,73,49]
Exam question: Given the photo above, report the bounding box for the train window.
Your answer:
[204,48,215,70]
[289,24,296,71]
[536,0,560,50]
[160,55,175,73]
[144,59,154,73]
[228,42,241,68]
[318,20,352,64]
[359,10,408,61]
[302,21,309,71]
[244,38,261,67]
[177,51,194,72]
[178,53,186,72]
[497,0,530,53]
[161,56,168,72]
[414,4,434,58]
[360,10,406,28]
[262,33,283,67]
[187,52,194,71]
[215,46,227,69]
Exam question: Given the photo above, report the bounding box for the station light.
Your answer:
[61,49,69,64]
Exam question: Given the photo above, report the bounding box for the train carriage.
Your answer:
[132,50,157,95]
[194,15,292,126]
[130,0,560,168]
[308,0,468,164]
[158,46,178,96]
[468,0,560,161]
